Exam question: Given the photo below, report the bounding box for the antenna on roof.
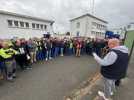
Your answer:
[93,0,95,15]
[90,0,95,15]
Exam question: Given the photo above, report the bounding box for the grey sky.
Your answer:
[0,0,133,33]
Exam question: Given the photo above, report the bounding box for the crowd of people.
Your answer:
[0,36,129,100]
[0,37,108,81]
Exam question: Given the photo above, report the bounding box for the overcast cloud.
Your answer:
[0,0,134,33]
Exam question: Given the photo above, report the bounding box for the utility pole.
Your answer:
[92,0,95,15]
[89,0,95,15]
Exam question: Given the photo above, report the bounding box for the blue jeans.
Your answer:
[54,47,59,58]
[36,51,44,60]
[46,50,52,59]
[69,48,73,55]
[0,62,5,72]
[81,47,85,54]
[60,48,64,55]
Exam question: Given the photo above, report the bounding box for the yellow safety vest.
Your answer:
[0,48,18,59]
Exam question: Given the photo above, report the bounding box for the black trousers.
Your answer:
[115,79,121,87]
[15,54,27,70]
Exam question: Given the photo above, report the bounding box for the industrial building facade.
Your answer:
[70,14,108,38]
[0,10,54,39]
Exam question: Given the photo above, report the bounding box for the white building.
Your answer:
[70,13,108,38]
[0,10,54,39]
[127,23,134,31]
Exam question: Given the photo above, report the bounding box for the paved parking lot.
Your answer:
[0,55,99,100]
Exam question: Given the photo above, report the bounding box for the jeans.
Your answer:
[60,48,64,56]
[46,50,52,59]
[54,47,59,58]
[36,51,44,60]
[81,47,85,54]
[51,48,55,58]
[69,48,73,55]
[0,62,5,79]
[0,62,5,70]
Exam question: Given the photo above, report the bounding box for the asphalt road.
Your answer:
[0,55,99,100]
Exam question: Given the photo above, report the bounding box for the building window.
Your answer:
[40,24,43,30]
[14,21,19,27]
[44,25,47,30]
[91,31,95,35]
[103,25,106,30]
[99,32,101,36]
[47,32,50,34]
[101,25,103,29]
[76,31,80,37]
[105,26,107,30]
[32,23,35,29]
[7,20,13,27]
[100,25,102,29]
[20,21,24,28]
[25,22,29,28]
[102,32,104,35]
[36,24,40,29]
[97,24,100,29]
[95,32,98,36]
[76,22,80,28]
[92,22,96,26]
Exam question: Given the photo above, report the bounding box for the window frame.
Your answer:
[20,21,25,28]
[36,24,40,29]
[14,20,19,27]
[32,23,36,29]
[44,25,47,30]
[7,20,13,27]
[25,22,29,28]
[76,22,80,28]
[40,24,43,30]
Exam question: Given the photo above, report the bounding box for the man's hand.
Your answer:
[92,52,98,60]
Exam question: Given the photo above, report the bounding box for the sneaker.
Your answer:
[110,92,114,96]
[60,54,63,57]
[7,76,13,81]
[13,73,16,78]
[98,91,109,100]
[45,58,48,61]
[49,57,52,60]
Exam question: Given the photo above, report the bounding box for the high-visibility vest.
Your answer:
[0,48,18,59]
